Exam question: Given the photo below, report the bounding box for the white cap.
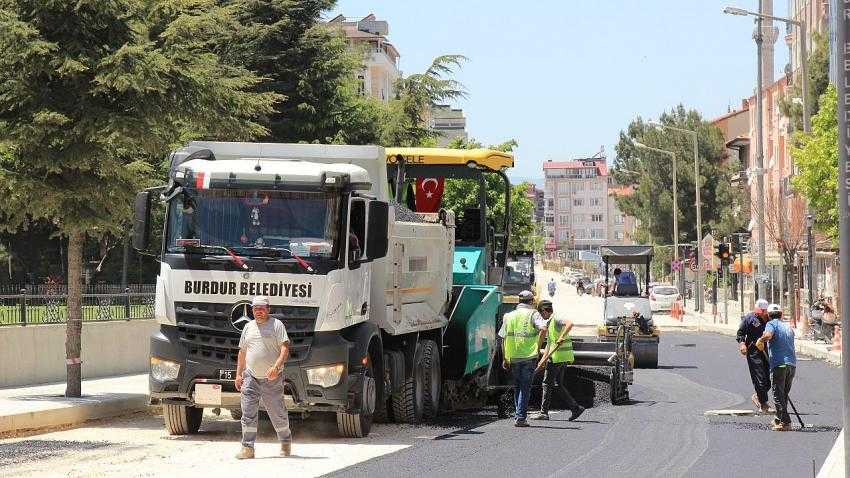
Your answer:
[251,296,270,307]
[755,299,769,311]
[767,303,782,314]
[519,290,534,301]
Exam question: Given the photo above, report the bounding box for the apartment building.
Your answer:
[328,14,400,102]
[429,104,468,146]
[607,185,639,246]
[543,157,610,250]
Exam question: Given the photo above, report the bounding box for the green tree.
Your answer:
[612,106,747,246]
[441,137,535,252]
[791,84,838,242]
[780,32,830,132]
[378,55,468,146]
[221,0,382,144]
[0,0,278,396]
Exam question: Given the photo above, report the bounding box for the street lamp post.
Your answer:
[647,122,703,312]
[724,4,813,319]
[633,141,680,290]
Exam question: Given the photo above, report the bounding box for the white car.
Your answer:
[650,285,680,312]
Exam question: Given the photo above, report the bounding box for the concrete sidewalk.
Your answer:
[678,303,842,365]
[0,373,151,435]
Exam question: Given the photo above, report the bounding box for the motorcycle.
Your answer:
[809,297,835,342]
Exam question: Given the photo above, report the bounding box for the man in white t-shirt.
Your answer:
[235,296,292,459]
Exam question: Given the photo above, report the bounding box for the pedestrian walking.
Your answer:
[548,278,557,298]
[736,298,772,413]
[499,290,547,427]
[756,304,797,431]
[533,300,585,422]
[235,296,292,459]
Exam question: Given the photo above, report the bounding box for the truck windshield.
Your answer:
[166,190,341,259]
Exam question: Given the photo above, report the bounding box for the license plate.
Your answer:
[219,369,237,380]
[194,383,222,405]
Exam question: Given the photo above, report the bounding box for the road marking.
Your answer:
[703,409,756,416]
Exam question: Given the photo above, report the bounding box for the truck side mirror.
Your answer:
[133,191,151,251]
[366,201,389,260]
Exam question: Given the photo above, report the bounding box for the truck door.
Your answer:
[346,198,370,323]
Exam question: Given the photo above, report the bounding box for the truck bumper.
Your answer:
[148,325,367,414]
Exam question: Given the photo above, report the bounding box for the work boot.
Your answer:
[514,419,530,427]
[281,442,291,457]
[568,406,585,422]
[235,446,254,460]
[533,412,549,420]
[772,422,790,431]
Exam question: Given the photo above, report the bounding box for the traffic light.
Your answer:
[714,242,731,261]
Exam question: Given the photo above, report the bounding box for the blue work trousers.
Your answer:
[511,359,536,421]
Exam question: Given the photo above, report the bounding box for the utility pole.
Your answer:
[754,6,768,301]
[834,0,850,470]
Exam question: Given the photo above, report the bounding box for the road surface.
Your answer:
[1,278,842,478]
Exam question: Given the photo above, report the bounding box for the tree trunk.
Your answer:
[786,256,797,328]
[65,231,84,398]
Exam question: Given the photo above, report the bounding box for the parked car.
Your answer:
[650,285,680,312]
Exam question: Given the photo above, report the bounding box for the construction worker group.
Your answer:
[500,290,586,427]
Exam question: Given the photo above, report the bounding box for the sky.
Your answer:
[329,1,792,183]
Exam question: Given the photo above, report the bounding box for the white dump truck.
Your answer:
[133,142,491,437]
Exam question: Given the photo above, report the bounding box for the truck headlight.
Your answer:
[150,357,181,382]
[306,363,345,388]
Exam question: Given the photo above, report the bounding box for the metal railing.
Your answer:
[0,284,155,326]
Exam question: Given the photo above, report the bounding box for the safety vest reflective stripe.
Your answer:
[547,318,575,364]
[504,308,539,362]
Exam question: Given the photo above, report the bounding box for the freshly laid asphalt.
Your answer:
[328,331,844,478]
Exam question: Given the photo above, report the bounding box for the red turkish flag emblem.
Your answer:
[414,177,445,213]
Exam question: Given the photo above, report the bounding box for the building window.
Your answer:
[614,214,625,225]
[559,214,570,225]
[614,231,624,240]
[558,182,569,194]
[547,199,554,208]
[545,216,554,224]
[573,198,584,207]
[591,214,603,222]
[559,198,569,209]
[590,198,602,207]
[591,229,604,239]
[576,182,585,191]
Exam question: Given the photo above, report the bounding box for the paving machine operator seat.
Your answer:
[456,208,482,244]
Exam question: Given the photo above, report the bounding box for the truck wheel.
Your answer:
[392,344,425,423]
[163,404,203,435]
[421,339,441,419]
[337,359,376,438]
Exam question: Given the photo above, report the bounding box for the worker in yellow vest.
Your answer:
[499,290,547,427]
[533,299,585,421]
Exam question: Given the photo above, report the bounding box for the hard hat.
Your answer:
[767,303,782,318]
[519,290,534,301]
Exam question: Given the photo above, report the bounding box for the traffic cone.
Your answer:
[830,325,842,352]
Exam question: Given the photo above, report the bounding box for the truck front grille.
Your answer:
[175,302,319,366]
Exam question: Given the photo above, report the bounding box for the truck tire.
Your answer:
[392,344,425,423]
[337,359,376,438]
[163,404,203,435]
[421,339,441,419]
